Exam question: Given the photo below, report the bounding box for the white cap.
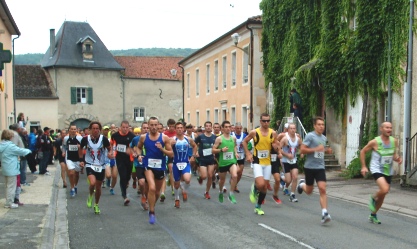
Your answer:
[284,123,289,129]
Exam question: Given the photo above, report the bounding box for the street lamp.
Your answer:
[231,33,241,46]
[170,69,177,78]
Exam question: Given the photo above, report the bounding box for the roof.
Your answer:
[0,0,20,35]
[179,15,262,65]
[114,56,183,80]
[40,21,124,71]
[15,65,57,99]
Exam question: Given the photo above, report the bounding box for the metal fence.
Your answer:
[405,132,417,178]
[277,116,307,140]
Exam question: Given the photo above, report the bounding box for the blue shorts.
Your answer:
[172,162,191,182]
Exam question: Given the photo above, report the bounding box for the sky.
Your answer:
[6,0,262,55]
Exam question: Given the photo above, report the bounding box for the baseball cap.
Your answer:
[103,126,110,130]
[284,123,289,129]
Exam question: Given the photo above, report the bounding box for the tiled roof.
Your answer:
[15,65,57,98]
[114,56,183,80]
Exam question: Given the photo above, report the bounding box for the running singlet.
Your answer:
[173,137,190,170]
[130,135,144,168]
[143,133,166,171]
[370,136,395,176]
[234,133,246,160]
[81,135,110,171]
[281,133,299,164]
[218,135,237,167]
[111,131,135,161]
[63,135,83,161]
[253,128,274,165]
[195,134,216,160]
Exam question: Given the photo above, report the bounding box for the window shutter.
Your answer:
[87,87,93,104]
[71,87,76,104]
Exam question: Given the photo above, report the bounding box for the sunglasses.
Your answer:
[261,120,271,123]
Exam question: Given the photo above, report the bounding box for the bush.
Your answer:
[340,150,372,179]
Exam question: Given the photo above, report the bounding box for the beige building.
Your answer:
[179,16,264,129]
[0,0,19,131]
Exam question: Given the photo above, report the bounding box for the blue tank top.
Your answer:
[143,133,166,171]
[174,137,190,163]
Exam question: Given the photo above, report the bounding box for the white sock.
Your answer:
[322,209,328,216]
[174,188,180,199]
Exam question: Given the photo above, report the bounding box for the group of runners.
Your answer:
[56,113,400,225]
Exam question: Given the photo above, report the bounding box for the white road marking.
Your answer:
[258,223,316,249]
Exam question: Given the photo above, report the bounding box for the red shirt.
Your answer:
[164,130,176,138]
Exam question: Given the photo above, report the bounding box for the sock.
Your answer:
[174,188,180,199]
[371,213,376,217]
[291,192,294,195]
[229,192,234,197]
[258,192,266,205]
[255,204,261,208]
[322,209,328,216]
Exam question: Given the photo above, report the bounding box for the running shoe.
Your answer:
[133,181,137,189]
[272,195,282,205]
[228,194,237,204]
[212,181,216,189]
[198,176,203,185]
[141,196,148,210]
[219,193,224,203]
[321,212,332,224]
[149,212,156,225]
[283,188,290,196]
[234,187,240,193]
[63,183,67,188]
[254,207,265,215]
[267,183,273,191]
[369,196,376,213]
[70,189,75,198]
[110,188,115,195]
[174,200,180,208]
[94,204,100,214]
[87,195,93,208]
[74,187,78,194]
[222,186,227,193]
[297,179,305,195]
[124,198,130,206]
[182,192,188,202]
[160,193,166,202]
[171,190,175,196]
[249,183,257,204]
[204,192,211,199]
[289,194,298,202]
[137,189,141,195]
[369,214,381,224]
[101,182,106,188]
[106,178,111,188]
[216,173,220,182]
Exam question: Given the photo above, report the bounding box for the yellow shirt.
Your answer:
[253,128,274,165]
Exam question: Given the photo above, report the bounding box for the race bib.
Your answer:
[176,162,187,170]
[202,148,212,156]
[237,152,245,160]
[381,156,393,165]
[314,151,324,159]
[148,158,162,168]
[271,154,277,162]
[68,144,78,151]
[288,158,296,164]
[116,144,127,153]
[90,165,102,172]
[223,152,234,160]
[258,150,269,159]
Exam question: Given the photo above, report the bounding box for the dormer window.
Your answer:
[77,36,96,61]
[85,44,91,52]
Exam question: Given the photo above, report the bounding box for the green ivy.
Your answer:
[260,0,408,133]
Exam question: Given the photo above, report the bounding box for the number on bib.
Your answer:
[258,150,269,159]
[237,152,245,160]
[116,144,127,153]
[90,165,102,172]
[148,158,162,168]
[68,145,78,151]
[314,151,324,159]
[223,152,233,160]
[176,162,187,170]
[271,154,277,162]
[381,156,393,165]
[202,148,212,156]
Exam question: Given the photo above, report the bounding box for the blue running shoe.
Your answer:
[70,189,75,198]
[74,187,78,194]
[283,188,290,196]
[149,212,156,224]
[110,188,115,195]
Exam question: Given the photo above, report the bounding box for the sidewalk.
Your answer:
[242,166,417,218]
[0,163,69,249]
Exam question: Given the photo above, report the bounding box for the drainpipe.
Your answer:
[246,23,254,129]
[121,73,125,120]
[179,64,185,121]
[12,35,20,122]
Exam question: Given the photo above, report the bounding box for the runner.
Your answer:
[297,116,332,224]
[132,122,149,210]
[171,122,197,208]
[131,127,141,190]
[280,123,303,202]
[243,113,279,215]
[185,123,198,176]
[212,121,238,204]
[54,129,67,188]
[360,122,402,224]
[160,119,176,202]
[102,126,118,194]
[111,120,135,206]
[212,122,225,192]
[63,124,83,198]
[79,122,113,214]
[194,121,217,199]
[137,117,173,224]
[233,122,246,193]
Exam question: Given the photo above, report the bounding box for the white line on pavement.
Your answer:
[258,223,316,249]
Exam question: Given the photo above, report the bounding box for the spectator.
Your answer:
[18,128,30,186]
[37,127,52,175]
[293,102,303,123]
[17,113,28,129]
[289,88,302,114]
[0,130,31,209]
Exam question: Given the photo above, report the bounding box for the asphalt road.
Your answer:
[67,171,417,249]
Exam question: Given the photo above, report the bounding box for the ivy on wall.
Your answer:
[260,0,408,140]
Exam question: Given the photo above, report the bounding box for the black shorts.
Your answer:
[199,157,217,166]
[218,164,235,173]
[86,167,105,181]
[135,166,146,180]
[271,159,281,174]
[372,173,392,184]
[237,159,245,165]
[283,163,298,173]
[58,157,66,164]
[304,168,326,186]
[145,168,165,180]
[167,157,173,164]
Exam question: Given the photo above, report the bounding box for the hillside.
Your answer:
[14,48,198,65]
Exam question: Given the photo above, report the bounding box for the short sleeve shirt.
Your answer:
[302,131,326,169]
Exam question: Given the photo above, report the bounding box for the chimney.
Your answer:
[50,29,55,57]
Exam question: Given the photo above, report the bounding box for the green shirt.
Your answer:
[218,135,237,167]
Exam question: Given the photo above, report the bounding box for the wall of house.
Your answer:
[16,99,58,130]
[0,20,14,131]
[124,78,183,127]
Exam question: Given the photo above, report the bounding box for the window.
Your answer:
[206,64,210,93]
[222,56,227,89]
[134,107,145,121]
[231,107,236,124]
[232,52,236,86]
[85,44,91,52]
[214,109,219,123]
[187,73,190,98]
[196,69,200,96]
[243,46,249,83]
[206,109,210,121]
[242,106,248,129]
[214,60,219,91]
[196,111,200,127]
[71,87,93,104]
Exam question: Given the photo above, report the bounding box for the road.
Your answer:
[67,169,417,249]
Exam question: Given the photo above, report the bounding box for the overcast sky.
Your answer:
[7,0,262,55]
